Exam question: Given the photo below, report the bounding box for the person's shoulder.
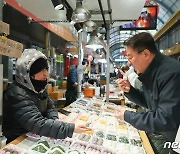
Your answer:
[4,82,30,99]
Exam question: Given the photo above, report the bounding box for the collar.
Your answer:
[138,53,164,84]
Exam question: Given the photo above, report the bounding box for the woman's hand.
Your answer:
[74,121,92,134]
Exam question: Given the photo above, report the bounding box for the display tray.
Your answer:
[1,98,154,154]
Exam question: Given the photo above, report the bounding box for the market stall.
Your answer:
[0,97,154,154]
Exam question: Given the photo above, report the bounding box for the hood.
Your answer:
[15,49,48,93]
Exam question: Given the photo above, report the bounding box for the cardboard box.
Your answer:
[47,84,52,94]
[52,86,58,92]
[83,88,95,98]
[49,91,63,100]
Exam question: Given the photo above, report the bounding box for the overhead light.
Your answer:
[85,35,103,51]
[83,20,98,32]
[65,42,78,48]
[51,0,64,10]
[71,0,91,23]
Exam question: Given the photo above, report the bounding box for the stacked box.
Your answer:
[49,91,63,100]
[47,84,52,94]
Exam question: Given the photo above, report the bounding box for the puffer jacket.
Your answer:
[2,49,74,143]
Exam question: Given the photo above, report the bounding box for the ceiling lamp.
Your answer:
[71,0,91,23]
[85,35,103,51]
[83,20,98,32]
[51,0,64,10]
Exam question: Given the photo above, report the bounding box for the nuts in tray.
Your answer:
[106,134,117,141]
[86,145,101,154]
[91,137,104,146]
[78,134,91,142]
[118,136,129,144]
[95,130,105,138]
[130,139,142,147]
[71,141,87,151]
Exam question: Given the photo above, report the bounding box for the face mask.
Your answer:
[30,77,47,92]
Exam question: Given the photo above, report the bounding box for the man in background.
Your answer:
[65,59,89,106]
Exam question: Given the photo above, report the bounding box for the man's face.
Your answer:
[126,46,149,74]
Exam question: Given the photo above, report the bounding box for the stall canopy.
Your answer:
[4,0,180,62]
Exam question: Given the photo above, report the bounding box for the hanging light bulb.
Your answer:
[83,20,98,32]
[85,35,103,51]
[51,0,64,10]
[71,0,91,23]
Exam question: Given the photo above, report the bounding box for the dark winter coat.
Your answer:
[2,49,74,143]
[65,67,78,106]
[124,53,180,142]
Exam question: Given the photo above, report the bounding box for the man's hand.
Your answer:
[116,78,130,93]
[115,108,127,122]
[74,121,92,134]
[73,82,78,87]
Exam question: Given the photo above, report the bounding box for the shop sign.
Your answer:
[0,37,23,58]
[0,21,9,35]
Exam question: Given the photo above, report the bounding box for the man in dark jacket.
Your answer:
[65,59,89,106]
[116,32,180,154]
[2,49,90,143]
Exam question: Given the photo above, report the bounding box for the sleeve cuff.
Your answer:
[124,110,131,123]
[68,123,75,138]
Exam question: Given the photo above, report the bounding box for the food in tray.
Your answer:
[91,137,104,146]
[95,130,105,138]
[130,139,142,147]
[79,115,88,121]
[86,145,101,154]
[57,139,73,147]
[118,124,127,130]
[106,104,116,110]
[99,120,107,125]
[75,99,89,107]
[118,136,129,144]
[48,147,64,154]
[93,101,102,107]
[38,140,50,148]
[70,142,87,151]
[78,134,91,142]
[101,149,116,154]
[85,130,94,135]
[106,134,117,141]
[51,146,65,153]
[0,144,23,154]
[91,105,102,111]
[31,143,49,153]
[103,108,115,113]
[26,132,41,140]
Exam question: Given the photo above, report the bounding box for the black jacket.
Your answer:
[124,53,180,142]
[3,82,75,143]
[2,49,75,143]
[66,67,78,91]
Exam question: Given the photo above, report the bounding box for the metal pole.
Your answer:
[77,30,83,98]
[0,0,3,64]
[106,27,110,103]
